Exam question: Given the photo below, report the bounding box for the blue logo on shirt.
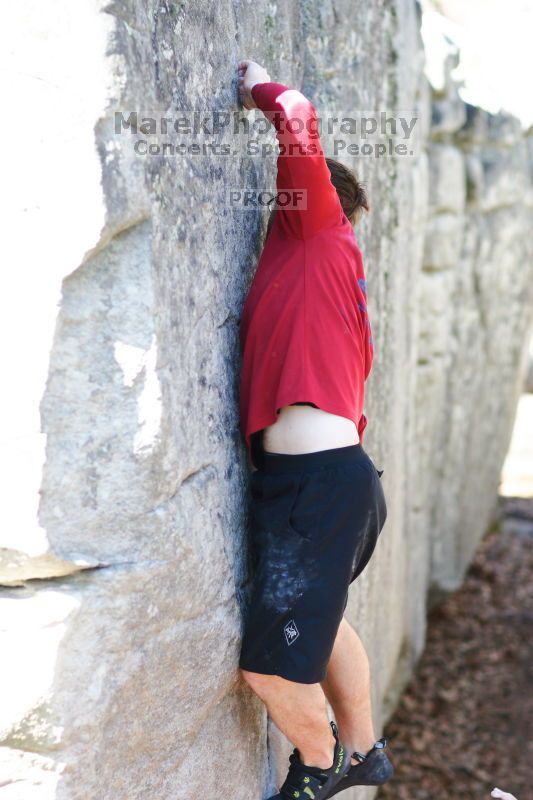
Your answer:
[356,281,372,347]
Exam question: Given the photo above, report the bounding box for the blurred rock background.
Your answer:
[376,357,533,799]
[1,1,532,798]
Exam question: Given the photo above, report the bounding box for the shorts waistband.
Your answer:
[261,443,368,474]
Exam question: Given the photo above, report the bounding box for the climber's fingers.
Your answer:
[237,60,258,109]
[237,59,270,109]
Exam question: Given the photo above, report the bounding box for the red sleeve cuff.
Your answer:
[250,81,290,108]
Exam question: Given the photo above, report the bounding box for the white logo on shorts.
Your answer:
[284,619,299,645]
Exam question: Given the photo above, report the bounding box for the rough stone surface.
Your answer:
[1,1,533,798]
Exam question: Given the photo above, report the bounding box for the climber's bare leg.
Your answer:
[320,617,376,765]
[240,670,336,768]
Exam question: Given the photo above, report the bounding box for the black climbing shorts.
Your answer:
[238,440,387,684]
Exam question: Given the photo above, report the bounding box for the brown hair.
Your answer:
[325,157,369,225]
[266,158,369,237]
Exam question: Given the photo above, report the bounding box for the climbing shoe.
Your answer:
[268,720,351,800]
[322,737,394,798]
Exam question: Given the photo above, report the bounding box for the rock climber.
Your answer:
[237,58,394,800]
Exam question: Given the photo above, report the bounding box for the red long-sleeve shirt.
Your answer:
[239,81,374,453]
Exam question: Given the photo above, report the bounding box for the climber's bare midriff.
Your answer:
[262,404,360,455]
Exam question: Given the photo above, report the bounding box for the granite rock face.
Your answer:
[1,1,533,798]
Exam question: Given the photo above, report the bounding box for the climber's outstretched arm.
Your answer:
[238,59,343,240]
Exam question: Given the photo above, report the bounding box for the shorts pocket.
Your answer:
[374,470,388,531]
[286,468,348,544]
[250,471,306,539]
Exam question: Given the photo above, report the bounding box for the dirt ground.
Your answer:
[376,494,533,800]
